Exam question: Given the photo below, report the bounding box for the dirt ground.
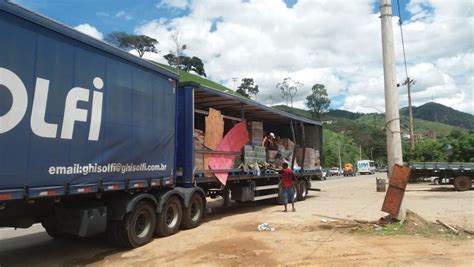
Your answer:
[96,175,474,266]
[1,174,473,266]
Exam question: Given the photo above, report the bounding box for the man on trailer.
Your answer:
[281,163,296,212]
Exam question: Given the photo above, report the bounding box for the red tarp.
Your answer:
[208,121,249,185]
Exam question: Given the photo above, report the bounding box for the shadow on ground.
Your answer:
[0,196,306,267]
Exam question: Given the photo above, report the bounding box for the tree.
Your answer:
[305,84,331,119]
[161,29,206,77]
[164,54,207,77]
[411,139,447,162]
[170,29,187,72]
[106,32,158,58]
[236,78,259,99]
[276,77,302,107]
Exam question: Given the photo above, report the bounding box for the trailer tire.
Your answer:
[292,184,298,203]
[107,220,126,247]
[155,196,182,237]
[181,193,204,230]
[297,181,308,201]
[41,217,70,240]
[453,176,471,191]
[112,201,156,248]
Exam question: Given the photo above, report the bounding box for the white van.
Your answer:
[357,160,376,174]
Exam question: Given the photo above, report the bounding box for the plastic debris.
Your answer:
[320,219,328,223]
[257,223,275,232]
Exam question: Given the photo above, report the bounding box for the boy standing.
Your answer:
[281,162,296,212]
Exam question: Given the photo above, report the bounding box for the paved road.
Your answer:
[1,173,472,267]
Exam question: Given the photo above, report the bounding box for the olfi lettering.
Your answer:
[0,67,103,141]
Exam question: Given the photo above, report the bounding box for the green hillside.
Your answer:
[274,105,473,165]
[400,102,474,130]
[323,129,369,167]
[148,60,247,99]
[356,114,466,137]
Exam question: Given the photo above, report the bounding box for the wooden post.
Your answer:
[290,120,297,169]
[300,122,306,172]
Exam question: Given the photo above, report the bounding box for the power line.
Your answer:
[396,0,409,80]
[396,0,415,151]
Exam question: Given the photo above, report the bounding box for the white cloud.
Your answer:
[137,0,473,114]
[74,23,103,40]
[115,10,132,21]
[158,0,190,9]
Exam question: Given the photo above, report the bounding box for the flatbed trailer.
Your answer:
[0,1,322,248]
[409,162,474,191]
[177,81,322,206]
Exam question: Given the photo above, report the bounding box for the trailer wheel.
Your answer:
[111,201,156,248]
[155,196,182,237]
[453,176,471,191]
[181,193,204,229]
[297,181,308,201]
[292,184,298,203]
[41,217,68,239]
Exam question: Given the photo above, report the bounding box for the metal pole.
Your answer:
[232,77,238,91]
[359,145,362,160]
[337,139,342,171]
[405,78,415,151]
[380,0,403,175]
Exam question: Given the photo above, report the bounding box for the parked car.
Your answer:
[377,166,388,173]
[320,168,328,180]
[328,167,341,176]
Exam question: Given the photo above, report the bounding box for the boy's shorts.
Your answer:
[282,186,294,204]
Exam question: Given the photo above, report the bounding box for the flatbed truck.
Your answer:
[409,162,473,191]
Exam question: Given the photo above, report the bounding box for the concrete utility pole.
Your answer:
[380,0,403,176]
[380,0,405,220]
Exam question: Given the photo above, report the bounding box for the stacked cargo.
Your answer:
[248,121,263,146]
[244,145,266,165]
[194,129,205,170]
[295,148,321,169]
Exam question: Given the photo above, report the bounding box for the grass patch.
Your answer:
[351,222,467,240]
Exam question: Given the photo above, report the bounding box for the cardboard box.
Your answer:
[267,150,279,162]
[248,121,263,146]
[295,147,318,169]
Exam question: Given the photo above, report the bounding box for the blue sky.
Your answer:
[16,0,412,42]
[15,0,187,33]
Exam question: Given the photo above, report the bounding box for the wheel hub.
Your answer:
[134,212,151,238]
[165,204,178,228]
[190,202,201,221]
